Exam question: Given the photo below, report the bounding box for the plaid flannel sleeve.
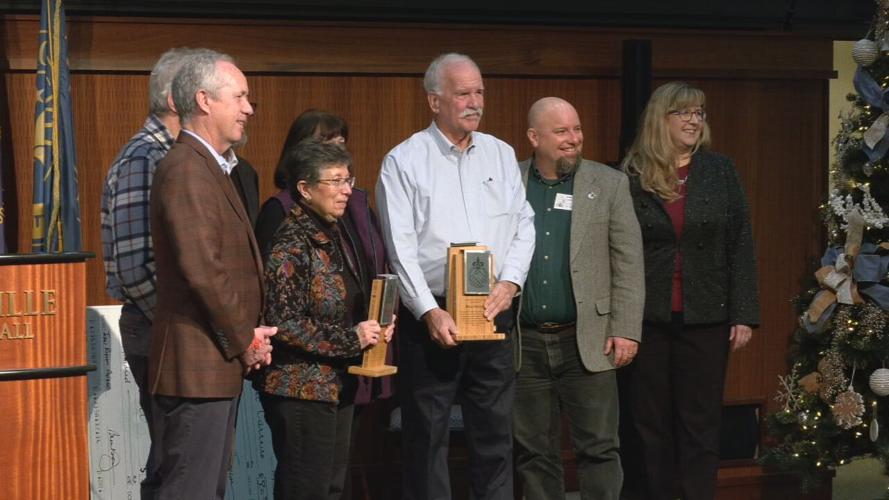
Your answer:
[106,152,160,321]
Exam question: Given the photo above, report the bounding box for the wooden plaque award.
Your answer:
[348,274,398,377]
[447,243,505,341]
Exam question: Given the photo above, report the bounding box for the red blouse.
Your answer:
[664,165,689,312]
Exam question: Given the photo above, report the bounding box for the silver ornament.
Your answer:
[872,415,881,442]
[870,368,889,396]
[863,162,875,177]
[853,39,880,67]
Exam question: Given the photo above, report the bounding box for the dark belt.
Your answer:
[522,321,576,334]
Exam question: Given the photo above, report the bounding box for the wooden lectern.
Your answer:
[348,274,398,377]
[446,243,505,341]
[0,252,94,500]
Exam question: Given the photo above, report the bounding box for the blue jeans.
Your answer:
[514,326,622,500]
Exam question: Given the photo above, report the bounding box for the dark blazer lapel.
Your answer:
[570,160,600,262]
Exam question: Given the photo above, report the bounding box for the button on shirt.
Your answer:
[520,164,576,325]
[376,121,536,319]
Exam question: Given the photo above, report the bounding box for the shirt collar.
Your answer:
[427,121,475,156]
[143,114,176,152]
[182,129,239,175]
[530,156,575,186]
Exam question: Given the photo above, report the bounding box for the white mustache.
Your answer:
[461,108,483,119]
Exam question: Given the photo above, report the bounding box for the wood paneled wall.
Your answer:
[0,15,831,410]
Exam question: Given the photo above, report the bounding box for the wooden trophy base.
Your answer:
[447,245,505,342]
[348,363,398,377]
[454,332,506,342]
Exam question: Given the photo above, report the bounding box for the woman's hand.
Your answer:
[356,320,382,349]
[382,314,397,343]
[730,324,753,351]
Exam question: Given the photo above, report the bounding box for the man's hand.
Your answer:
[240,325,277,375]
[423,308,459,348]
[604,336,638,368]
[484,280,518,321]
[730,324,753,351]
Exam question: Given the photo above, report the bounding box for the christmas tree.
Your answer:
[760,3,889,491]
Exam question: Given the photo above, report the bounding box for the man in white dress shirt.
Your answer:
[376,52,535,500]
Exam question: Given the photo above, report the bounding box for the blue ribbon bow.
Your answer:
[853,68,889,162]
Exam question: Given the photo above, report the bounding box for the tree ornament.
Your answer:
[799,372,822,394]
[853,38,880,66]
[869,368,889,396]
[871,403,880,442]
[833,389,866,429]
[775,374,801,411]
[863,162,875,176]
[818,351,848,403]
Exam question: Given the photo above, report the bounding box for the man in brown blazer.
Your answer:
[148,49,276,500]
[513,97,644,500]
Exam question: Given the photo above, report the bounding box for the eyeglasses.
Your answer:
[669,109,706,122]
[316,176,356,189]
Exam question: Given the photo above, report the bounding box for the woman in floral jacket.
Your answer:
[252,142,393,499]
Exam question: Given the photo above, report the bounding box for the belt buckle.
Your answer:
[538,322,561,333]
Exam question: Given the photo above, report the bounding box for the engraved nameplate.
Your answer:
[464,250,491,295]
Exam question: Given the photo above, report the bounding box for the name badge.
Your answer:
[554,193,573,211]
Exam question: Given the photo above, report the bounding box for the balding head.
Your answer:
[526,97,583,178]
[527,97,575,129]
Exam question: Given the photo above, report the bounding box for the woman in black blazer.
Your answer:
[619,82,760,500]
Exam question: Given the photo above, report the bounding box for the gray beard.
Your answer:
[556,155,581,176]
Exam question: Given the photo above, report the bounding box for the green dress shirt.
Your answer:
[520,164,576,325]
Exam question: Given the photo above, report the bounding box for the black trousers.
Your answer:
[151,394,241,500]
[260,394,354,500]
[397,303,515,500]
[619,314,730,500]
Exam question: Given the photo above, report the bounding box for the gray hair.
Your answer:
[423,52,479,94]
[284,142,352,198]
[148,47,196,116]
[171,48,235,124]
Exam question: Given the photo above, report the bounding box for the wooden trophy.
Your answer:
[348,274,398,377]
[446,243,505,341]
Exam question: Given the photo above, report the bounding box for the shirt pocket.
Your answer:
[481,177,513,219]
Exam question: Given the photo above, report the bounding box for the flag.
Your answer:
[0,124,7,254]
[32,0,81,252]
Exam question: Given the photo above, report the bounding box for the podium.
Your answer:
[0,253,94,500]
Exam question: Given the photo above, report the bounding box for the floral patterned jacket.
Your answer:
[252,202,362,403]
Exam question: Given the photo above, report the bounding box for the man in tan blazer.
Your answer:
[513,97,644,500]
[148,49,275,500]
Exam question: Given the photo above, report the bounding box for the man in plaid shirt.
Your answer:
[100,47,193,500]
